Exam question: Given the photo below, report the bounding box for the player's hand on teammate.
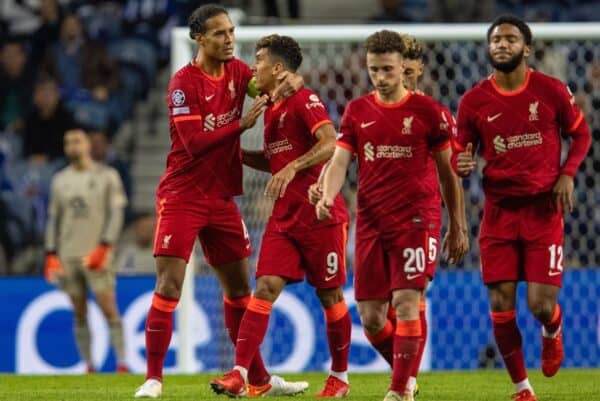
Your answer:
[83,244,111,271]
[265,163,297,199]
[315,196,334,220]
[456,142,476,177]
[308,183,323,205]
[44,253,64,283]
[240,94,269,130]
[271,71,303,103]
[552,174,574,213]
[442,226,469,264]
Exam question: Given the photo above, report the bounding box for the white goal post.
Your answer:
[171,22,600,373]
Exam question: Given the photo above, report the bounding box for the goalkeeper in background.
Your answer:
[44,127,128,373]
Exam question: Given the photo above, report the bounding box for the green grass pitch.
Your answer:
[1,369,598,401]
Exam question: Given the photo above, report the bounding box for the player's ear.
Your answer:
[523,44,531,59]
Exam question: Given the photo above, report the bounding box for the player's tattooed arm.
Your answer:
[317,147,352,220]
[271,70,304,103]
[435,148,469,263]
[265,123,336,199]
[242,148,270,172]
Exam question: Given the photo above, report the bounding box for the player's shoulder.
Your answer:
[169,63,195,87]
[529,69,569,94]
[52,166,71,182]
[345,92,374,111]
[289,87,326,109]
[459,78,491,108]
[94,163,120,179]
[410,91,443,108]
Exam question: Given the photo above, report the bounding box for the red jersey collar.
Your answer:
[489,68,531,96]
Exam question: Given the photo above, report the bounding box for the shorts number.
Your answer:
[326,252,338,275]
[548,244,563,273]
[428,237,438,263]
[403,247,426,273]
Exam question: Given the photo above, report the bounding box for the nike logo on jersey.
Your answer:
[548,270,562,277]
[324,274,337,282]
[487,113,502,122]
[360,121,376,129]
[406,273,421,280]
[205,94,215,101]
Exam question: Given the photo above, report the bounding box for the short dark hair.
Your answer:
[400,34,423,61]
[487,14,532,46]
[255,34,303,72]
[188,3,229,39]
[365,30,406,55]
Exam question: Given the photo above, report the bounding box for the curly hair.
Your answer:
[188,3,228,39]
[487,14,532,46]
[365,30,406,55]
[255,34,303,72]
[400,34,423,61]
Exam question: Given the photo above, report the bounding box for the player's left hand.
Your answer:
[265,163,297,199]
[308,182,323,205]
[442,226,469,264]
[552,174,574,213]
[271,71,303,103]
[83,244,111,271]
[315,197,334,220]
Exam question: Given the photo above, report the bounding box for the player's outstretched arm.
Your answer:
[264,123,336,199]
[176,95,268,157]
[271,70,304,103]
[242,148,270,172]
[316,146,352,220]
[435,148,469,264]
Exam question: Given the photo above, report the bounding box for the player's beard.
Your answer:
[488,48,525,73]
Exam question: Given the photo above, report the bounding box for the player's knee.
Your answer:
[358,308,387,335]
[155,274,183,299]
[253,278,282,303]
[528,298,554,322]
[316,287,343,308]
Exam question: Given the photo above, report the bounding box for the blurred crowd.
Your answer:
[0,0,598,275]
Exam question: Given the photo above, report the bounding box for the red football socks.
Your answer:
[410,300,428,378]
[145,293,178,381]
[234,297,273,371]
[491,310,528,384]
[324,300,351,373]
[365,319,394,367]
[390,319,421,394]
[223,295,270,386]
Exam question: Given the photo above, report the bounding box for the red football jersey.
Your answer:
[336,91,453,234]
[157,58,253,200]
[454,69,585,201]
[264,88,348,231]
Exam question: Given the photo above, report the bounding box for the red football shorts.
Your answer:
[256,222,348,289]
[153,196,251,265]
[354,225,440,301]
[479,196,564,287]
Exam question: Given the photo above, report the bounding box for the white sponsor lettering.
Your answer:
[266,138,293,156]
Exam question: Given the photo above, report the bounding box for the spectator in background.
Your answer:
[115,212,156,275]
[30,0,63,67]
[89,129,132,210]
[43,14,86,92]
[370,0,414,22]
[263,0,300,20]
[22,76,75,163]
[428,0,494,22]
[0,39,33,132]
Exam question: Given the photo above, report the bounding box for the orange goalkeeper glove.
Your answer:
[83,244,111,271]
[44,253,64,283]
